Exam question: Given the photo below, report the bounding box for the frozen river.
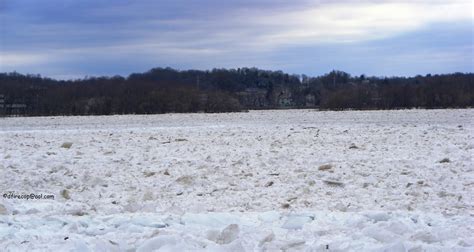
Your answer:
[1,109,473,251]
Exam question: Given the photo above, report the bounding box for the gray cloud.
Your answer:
[0,0,472,78]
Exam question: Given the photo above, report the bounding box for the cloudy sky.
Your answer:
[0,0,472,79]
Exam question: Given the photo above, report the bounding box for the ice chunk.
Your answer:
[410,231,439,244]
[323,180,344,187]
[0,203,10,215]
[216,224,239,244]
[258,211,280,223]
[60,240,90,252]
[92,239,120,252]
[363,226,398,243]
[61,142,73,149]
[364,211,391,222]
[258,232,275,247]
[318,164,333,171]
[175,175,194,185]
[281,214,315,230]
[382,241,407,252]
[182,213,241,229]
[207,229,221,243]
[206,240,245,252]
[61,189,71,200]
[136,235,178,252]
[281,240,306,250]
[131,216,167,228]
[386,220,410,235]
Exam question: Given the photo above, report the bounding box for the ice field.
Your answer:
[1,109,473,251]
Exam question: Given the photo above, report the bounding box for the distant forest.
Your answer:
[0,67,473,116]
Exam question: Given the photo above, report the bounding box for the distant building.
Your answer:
[278,97,292,107]
[6,103,27,115]
[305,94,316,107]
[275,87,293,107]
[0,94,5,108]
[0,94,28,116]
[197,93,208,112]
[237,88,268,108]
[0,94,5,116]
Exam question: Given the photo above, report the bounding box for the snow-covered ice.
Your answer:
[0,109,473,251]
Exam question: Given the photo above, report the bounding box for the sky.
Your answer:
[0,0,473,79]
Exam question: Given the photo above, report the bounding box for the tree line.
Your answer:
[0,67,472,116]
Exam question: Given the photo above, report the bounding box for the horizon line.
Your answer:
[2,67,473,82]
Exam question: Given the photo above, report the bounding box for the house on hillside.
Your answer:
[275,87,294,107]
[236,88,268,108]
[0,94,5,116]
[6,103,27,115]
[0,94,28,116]
[305,93,316,107]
